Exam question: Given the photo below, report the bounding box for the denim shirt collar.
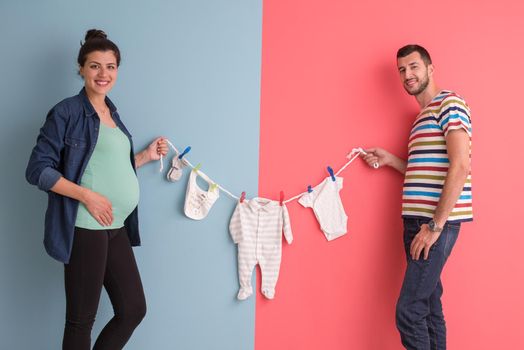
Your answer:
[79,87,118,117]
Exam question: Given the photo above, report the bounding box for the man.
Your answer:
[362,44,472,349]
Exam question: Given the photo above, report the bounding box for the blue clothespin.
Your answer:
[327,166,336,182]
[307,185,313,193]
[178,146,191,159]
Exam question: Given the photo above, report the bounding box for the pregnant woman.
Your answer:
[26,29,168,350]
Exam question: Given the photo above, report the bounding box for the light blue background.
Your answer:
[0,1,261,349]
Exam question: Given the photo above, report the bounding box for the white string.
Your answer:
[166,139,180,155]
[161,140,239,200]
[159,140,181,172]
[335,148,364,176]
[192,167,239,200]
[191,167,239,200]
[283,148,364,204]
[159,139,370,203]
[216,184,239,200]
[356,147,379,169]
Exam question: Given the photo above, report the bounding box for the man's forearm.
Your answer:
[388,154,407,174]
[433,163,470,227]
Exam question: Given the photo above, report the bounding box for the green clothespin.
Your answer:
[193,163,202,172]
[210,183,218,192]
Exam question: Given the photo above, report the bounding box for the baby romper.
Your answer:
[229,198,293,300]
[298,176,348,241]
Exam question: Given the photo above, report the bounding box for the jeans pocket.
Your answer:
[442,226,459,259]
[403,220,423,241]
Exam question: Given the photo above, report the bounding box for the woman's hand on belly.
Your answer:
[81,189,114,226]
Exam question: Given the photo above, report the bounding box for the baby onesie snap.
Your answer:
[229,198,293,300]
[184,170,219,220]
[299,176,348,241]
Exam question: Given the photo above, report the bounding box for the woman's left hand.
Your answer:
[135,137,169,168]
[146,137,169,161]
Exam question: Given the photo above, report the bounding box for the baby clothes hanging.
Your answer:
[167,151,188,182]
[229,198,293,300]
[184,170,219,220]
[298,176,348,241]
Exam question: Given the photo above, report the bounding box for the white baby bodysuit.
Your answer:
[229,198,293,300]
[184,170,219,220]
[298,176,348,241]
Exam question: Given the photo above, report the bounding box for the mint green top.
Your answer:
[75,123,140,230]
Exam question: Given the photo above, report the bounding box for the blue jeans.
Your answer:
[396,218,460,350]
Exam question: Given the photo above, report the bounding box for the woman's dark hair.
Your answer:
[397,44,432,66]
[77,29,121,67]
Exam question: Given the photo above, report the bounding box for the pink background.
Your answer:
[257,0,524,349]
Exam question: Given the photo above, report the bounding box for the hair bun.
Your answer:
[84,29,107,42]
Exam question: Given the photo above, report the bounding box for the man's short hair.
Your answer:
[397,44,432,66]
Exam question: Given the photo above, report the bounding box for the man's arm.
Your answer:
[362,147,407,174]
[432,129,471,227]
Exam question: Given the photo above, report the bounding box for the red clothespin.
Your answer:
[240,191,246,203]
[279,191,284,206]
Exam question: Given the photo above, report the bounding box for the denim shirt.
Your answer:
[26,88,140,263]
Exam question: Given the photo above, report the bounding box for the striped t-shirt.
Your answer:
[402,90,473,222]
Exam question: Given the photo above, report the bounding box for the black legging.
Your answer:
[63,227,146,350]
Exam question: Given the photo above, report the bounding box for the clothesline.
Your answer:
[160,140,240,199]
[282,150,362,204]
[156,139,380,301]
[158,139,377,203]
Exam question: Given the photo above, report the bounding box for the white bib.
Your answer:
[184,170,219,220]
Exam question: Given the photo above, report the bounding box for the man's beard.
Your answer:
[405,75,429,96]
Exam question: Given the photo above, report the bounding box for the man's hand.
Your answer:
[362,147,392,168]
[362,147,407,174]
[410,224,441,260]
